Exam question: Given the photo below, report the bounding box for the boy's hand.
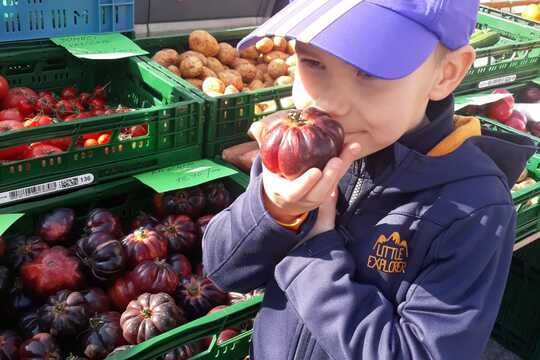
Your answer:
[249,112,362,223]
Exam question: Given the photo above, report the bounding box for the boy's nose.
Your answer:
[311,97,350,119]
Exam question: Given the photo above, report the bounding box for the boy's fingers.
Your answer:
[263,165,322,203]
[303,157,344,202]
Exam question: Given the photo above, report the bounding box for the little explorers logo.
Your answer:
[367,232,408,274]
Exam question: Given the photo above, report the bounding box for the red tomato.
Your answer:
[78,92,92,107]
[0,121,30,160]
[61,86,78,100]
[0,120,23,132]
[63,114,79,122]
[1,87,37,110]
[130,124,148,137]
[98,133,111,145]
[82,132,101,141]
[27,144,63,158]
[17,99,36,117]
[0,76,9,100]
[93,84,108,99]
[40,137,72,151]
[35,95,57,115]
[0,108,24,122]
[38,90,53,98]
[24,115,53,128]
[486,89,515,123]
[92,109,106,117]
[88,97,105,110]
[55,100,76,118]
[84,139,98,147]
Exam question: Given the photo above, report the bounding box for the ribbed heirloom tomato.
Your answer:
[260,107,344,179]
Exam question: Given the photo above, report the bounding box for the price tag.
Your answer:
[134,159,238,193]
[51,33,148,60]
[0,214,24,236]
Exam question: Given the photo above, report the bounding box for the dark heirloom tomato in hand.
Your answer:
[131,259,179,296]
[155,215,198,254]
[85,209,123,238]
[81,288,111,316]
[0,236,5,257]
[260,107,345,179]
[82,312,126,360]
[21,246,84,297]
[76,232,126,282]
[122,228,167,268]
[161,187,206,218]
[108,274,139,311]
[175,275,229,320]
[38,290,88,337]
[18,311,41,338]
[0,330,21,360]
[7,235,49,269]
[201,181,231,213]
[167,253,192,278]
[19,333,62,360]
[38,208,75,245]
[196,214,214,238]
[120,292,186,345]
[106,345,134,358]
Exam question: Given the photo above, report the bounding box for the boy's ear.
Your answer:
[429,45,476,101]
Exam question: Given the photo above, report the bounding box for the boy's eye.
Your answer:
[300,58,325,70]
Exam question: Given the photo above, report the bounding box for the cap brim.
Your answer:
[238,0,438,80]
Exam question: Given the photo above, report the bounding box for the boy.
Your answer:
[203,0,536,359]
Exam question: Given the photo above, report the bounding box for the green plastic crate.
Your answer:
[492,240,540,360]
[0,46,204,205]
[135,27,295,159]
[457,6,540,95]
[512,155,540,241]
[0,170,258,360]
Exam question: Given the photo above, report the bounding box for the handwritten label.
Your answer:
[51,33,148,60]
[134,159,238,193]
[0,214,24,236]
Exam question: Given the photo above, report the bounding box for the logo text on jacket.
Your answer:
[367,232,408,273]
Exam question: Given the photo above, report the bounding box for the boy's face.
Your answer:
[293,42,446,157]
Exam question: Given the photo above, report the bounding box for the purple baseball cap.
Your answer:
[238,0,480,79]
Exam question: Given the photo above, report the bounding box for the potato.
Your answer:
[268,59,288,79]
[235,63,257,83]
[205,90,224,98]
[273,36,288,52]
[255,69,265,81]
[224,85,240,95]
[274,76,293,86]
[179,50,208,66]
[263,51,289,63]
[152,49,179,68]
[280,96,295,109]
[186,78,203,90]
[517,168,528,183]
[255,63,268,74]
[206,57,225,74]
[287,40,296,55]
[180,56,203,78]
[286,54,297,67]
[202,77,225,94]
[249,79,265,91]
[199,66,218,80]
[256,37,274,54]
[167,65,181,76]
[240,46,259,60]
[232,57,250,68]
[246,58,258,65]
[255,100,277,114]
[217,42,238,66]
[218,70,244,91]
[263,73,275,87]
[189,30,220,57]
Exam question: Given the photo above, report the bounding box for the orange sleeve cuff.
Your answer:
[275,212,309,232]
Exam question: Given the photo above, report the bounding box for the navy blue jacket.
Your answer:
[203,96,536,360]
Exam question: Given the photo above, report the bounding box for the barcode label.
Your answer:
[478,75,517,89]
[0,174,94,205]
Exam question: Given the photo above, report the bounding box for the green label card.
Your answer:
[454,92,513,111]
[51,33,148,60]
[532,76,540,86]
[0,213,24,236]
[134,159,238,193]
